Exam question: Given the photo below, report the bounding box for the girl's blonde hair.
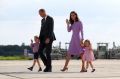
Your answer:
[84,39,91,47]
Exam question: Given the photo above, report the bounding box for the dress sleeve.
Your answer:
[80,22,84,40]
[67,25,72,32]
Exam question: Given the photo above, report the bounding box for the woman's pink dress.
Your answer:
[83,47,95,61]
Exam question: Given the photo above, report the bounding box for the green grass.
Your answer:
[0,56,32,60]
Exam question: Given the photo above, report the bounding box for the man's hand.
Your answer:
[45,38,50,44]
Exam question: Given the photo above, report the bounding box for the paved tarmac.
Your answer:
[0,60,120,79]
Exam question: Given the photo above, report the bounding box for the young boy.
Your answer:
[27,36,42,72]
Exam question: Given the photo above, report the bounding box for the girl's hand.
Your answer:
[66,19,69,25]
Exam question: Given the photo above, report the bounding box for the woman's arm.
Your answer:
[80,22,84,40]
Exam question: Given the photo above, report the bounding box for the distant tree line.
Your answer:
[0,45,31,56]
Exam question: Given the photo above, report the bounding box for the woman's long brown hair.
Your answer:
[69,11,79,25]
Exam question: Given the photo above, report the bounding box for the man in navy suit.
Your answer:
[38,9,56,72]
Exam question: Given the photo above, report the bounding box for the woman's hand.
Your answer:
[66,19,69,25]
[80,39,84,47]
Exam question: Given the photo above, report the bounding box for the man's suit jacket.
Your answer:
[39,16,56,43]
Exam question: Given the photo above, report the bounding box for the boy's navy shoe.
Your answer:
[38,67,42,72]
[27,67,33,71]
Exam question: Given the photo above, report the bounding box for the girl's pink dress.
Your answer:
[83,47,95,61]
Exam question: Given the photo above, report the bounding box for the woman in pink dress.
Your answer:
[61,11,85,72]
[83,40,95,72]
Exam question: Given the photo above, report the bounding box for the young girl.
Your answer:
[27,36,42,72]
[82,40,95,72]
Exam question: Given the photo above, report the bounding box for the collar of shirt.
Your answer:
[44,15,47,21]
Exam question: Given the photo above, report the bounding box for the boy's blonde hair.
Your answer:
[34,36,39,39]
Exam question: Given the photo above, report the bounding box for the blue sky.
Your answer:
[0,0,120,49]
